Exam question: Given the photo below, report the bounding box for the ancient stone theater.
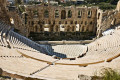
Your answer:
[0,0,120,80]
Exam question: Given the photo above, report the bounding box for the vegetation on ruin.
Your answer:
[29,32,95,41]
[84,0,118,10]
[13,0,119,10]
[18,5,25,13]
[85,0,118,5]
[59,0,118,10]
[101,68,120,80]
[14,0,22,6]
[92,68,120,80]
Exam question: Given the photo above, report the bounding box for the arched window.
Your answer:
[85,21,87,25]
[50,26,54,32]
[72,26,74,31]
[68,10,72,18]
[32,21,34,26]
[25,13,28,24]
[90,21,92,25]
[61,10,66,19]
[44,10,49,18]
[98,13,100,19]
[75,21,77,24]
[49,21,51,24]
[35,26,38,32]
[82,26,84,32]
[79,25,81,31]
[71,21,73,24]
[81,21,83,24]
[40,25,43,32]
[53,21,55,24]
[56,26,59,32]
[78,10,82,18]
[65,21,67,24]
[67,26,70,32]
[55,10,59,18]
[42,21,45,24]
[88,10,92,18]
[86,27,89,32]
[59,21,61,24]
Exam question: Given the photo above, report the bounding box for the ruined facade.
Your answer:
[26,5,97,33]
[97,0,120,37]
[24,3,98,40]
[1,0,120,40]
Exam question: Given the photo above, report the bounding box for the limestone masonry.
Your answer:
[1,0,120,40]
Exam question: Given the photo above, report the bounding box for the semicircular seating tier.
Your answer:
[1,21,120,79]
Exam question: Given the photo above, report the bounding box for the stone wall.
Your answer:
[26,5,97,34]
[96,0,120,37]
[23,4,98,40]
[0,0,11,24]
[8,9,27,36]
[97,10,120,37]
[1,0,120,40]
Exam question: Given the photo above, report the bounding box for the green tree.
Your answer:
[110,0,119,5]
[85,0,119,4]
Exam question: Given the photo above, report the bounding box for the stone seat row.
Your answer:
[52,45,87,58]
[0,21,58,58]
[0,22,11,47]
[88,30,120,52]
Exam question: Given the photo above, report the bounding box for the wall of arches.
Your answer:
[25,5,97,38]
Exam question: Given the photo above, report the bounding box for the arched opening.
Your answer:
[55,26,59,32]
[49,21,51,24]
[85,21,87,25]
[75,21,77,24]
[55,10,59,18]
[90,21,92,25]
[40,25,43,32]
[60,24,65,32]
[61,10,66,19]
[50,26,54,32]
[86,27,89,32]
[59,21,61,24]
[98,13,100,19]
[88,10,92,18]
[82,26,84,32]
[25,13,28,24]
[68,10,72,18]
[79,25,81,31]
[44,10,49,18]
[78,10,82,18]
[71,21,73,24]
[32,21,34,26]
[65,21,67,24]
[76,24,79,31]
[66,26,70,32]
[35,26,38,32]
[42,21,45,24]
[72,26,75,32]
[81,21,83,24]
[53,21,55,24]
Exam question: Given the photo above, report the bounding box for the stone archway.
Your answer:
[66,26,71,32]
[68,10,72,18]
[55,25,59,32]
[34,24,40,32]
[61,10,66,19]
